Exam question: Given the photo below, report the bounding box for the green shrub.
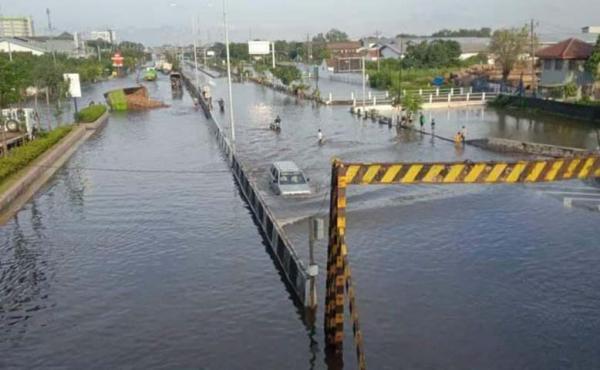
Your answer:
[76,104,107,123]
[0,125,73,185]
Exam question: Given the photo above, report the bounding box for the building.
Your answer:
[0,32,88,58]
[378,44,403,59]
[536,38,594,91]
[582,26,600,34]
[326,41,362,73]
[0,37,45,55]
[0,16,34,37]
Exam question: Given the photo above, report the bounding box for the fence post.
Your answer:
[353,98,356,107]
[368,91,372,99]
[403,89,406,96]
[448,93,452,103]
[469,86,473,94]
[429,94,433,104]
[460,87,464,95]
[328,92,333,104]
[482,92,486,102]
[419,88,423,95]
[373,96,376,106]
[466,93,470,102]
[436,88,440,96]
[351,92,355,101]
[386,91,389,98]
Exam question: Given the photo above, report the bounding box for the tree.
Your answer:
[585,35,600,93]
[270,65,301,86]
[489,26,530,82]
[325,29,349,42]
[432,28,492,38]
[402,40,461,68]
[400,93,423,121]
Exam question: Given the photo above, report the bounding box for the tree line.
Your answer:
[0,41,148,109]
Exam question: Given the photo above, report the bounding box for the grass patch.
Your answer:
[76,104,107,123]
[0,125,73,186]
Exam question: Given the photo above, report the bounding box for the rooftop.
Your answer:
[536,38,594,60]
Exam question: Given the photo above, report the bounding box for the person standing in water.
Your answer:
[419,113,425,130]
[317,129,324,144]
[431,118,436,130]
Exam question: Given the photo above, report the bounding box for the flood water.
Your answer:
[1,69,599,369]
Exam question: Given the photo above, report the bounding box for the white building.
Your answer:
[0,16,34,37]
[0,37,45,55]
[582,26,600,34]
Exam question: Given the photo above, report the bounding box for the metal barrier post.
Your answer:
[482,92,486,102]
[467,93,470,102]
[429,94,433,104]
[448,93,452,103]
[436,88,440,96]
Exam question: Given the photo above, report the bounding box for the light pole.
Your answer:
[192,16,200,89]
[223,0,236,152]
[362,56,366,111]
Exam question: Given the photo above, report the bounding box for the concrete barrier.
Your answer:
[0,112,110,222]
[467,137,589,157]
[182,73,312,307]
[496,95,600,122]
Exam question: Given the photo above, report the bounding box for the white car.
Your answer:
[269,161,311,196]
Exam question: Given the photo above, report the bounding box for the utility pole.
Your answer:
[192,16,200,89]
[271,42,276,69]
[362,56,366,111]
[530,19,537,95]
[223,0,236,152]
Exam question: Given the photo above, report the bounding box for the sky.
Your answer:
[3,0,600,45]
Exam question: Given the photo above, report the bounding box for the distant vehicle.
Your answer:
[269,161,311,196]
[143,67,158,81]
[170,72,182,91]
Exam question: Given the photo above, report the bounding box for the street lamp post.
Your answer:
[223,0,236,152]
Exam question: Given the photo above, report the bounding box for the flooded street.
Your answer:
[1,69,599,369]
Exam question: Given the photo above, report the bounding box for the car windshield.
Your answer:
[279,172,306,185]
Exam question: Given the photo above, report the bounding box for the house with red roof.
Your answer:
[536,38,594,91]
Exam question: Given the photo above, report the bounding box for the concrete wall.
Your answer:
[498,95,600,122]
[540,59,593,87]
[468,137,588,157]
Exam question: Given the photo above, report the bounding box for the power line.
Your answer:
[29,164,232,175]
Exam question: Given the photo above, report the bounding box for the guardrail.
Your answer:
[181,73,312,308]
[329,91,498,106]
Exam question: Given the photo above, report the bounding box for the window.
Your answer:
[568,60,577,71]
[279,172,306,185]
[544,59,552,70]
[555,59,564,70]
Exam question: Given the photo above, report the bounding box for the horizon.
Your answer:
[2,0,600,46]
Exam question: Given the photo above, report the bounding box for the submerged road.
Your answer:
[0,68,599,369]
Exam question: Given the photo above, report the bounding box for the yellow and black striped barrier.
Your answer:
[324,155,600,370]
[342,157,600,185]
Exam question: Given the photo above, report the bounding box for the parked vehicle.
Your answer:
[269,161,311,196]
